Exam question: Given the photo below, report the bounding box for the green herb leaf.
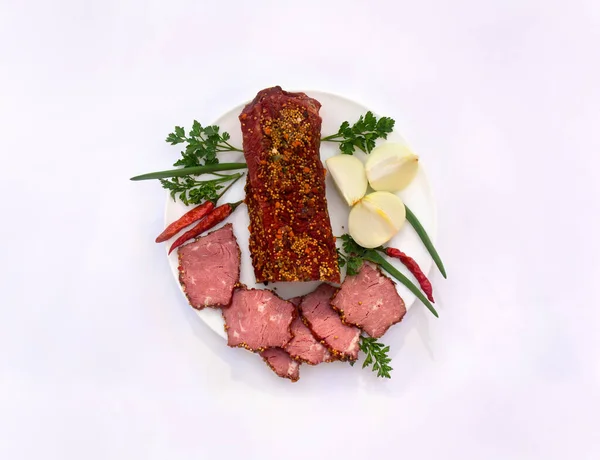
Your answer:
[346,256,364,276]
[337,237,366,275]
[322,111,395,154]
[160,121,244,202]
[165,122,242,169]
[159,173,242,206]
[339,234,371,257]
[166,126,186,145]
[359,336,393,378]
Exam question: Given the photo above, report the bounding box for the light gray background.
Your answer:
[1,1,599,459]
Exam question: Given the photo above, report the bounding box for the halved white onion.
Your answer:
[325,154,368,206]
[348,191,406,248]
[365,143,419,192]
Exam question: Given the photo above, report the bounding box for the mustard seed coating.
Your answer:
[240,87,340,283]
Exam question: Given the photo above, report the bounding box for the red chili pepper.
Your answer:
[155,174,243,243]
[168,201,243,254]
[155,201,215,243]
[383,247,435,302]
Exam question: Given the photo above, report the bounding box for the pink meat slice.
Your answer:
[260,348,300,382]
[177,224,240,309]
[282,294,333,364]
[284,316,333,365]
[331,263,406,338]
[223,288,295,351]
[299,284,360,361]
[288,296,303,307]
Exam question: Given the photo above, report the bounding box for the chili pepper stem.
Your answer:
[229,200,244,211]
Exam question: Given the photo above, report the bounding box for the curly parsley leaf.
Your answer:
[322,111,395,154]
[166,126,186,144]
[339,234,370,257]
[359,336,393,379]
[160,173,242,206]
[336,245,364,275]
[337,235,367,275]
[160,121,244,204]
[345,256,364,276]
[165,121,242,169]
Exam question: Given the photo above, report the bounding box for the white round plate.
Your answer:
[165,90,437,339]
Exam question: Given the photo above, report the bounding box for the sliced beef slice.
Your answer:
[223,287,295,351]
[288,296,303,307]
[177,223,240,309]
[299,284,360,361]
[260,348,300,382]
[331,263,406,338]
[281,294,333,364]
[284,316,333,365]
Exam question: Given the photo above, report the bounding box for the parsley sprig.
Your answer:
[166,121,242,168]
[336,246,364,276]
[321,111,395,154]
[360,336,393,379]
[157,122,244,205]
[336,234,438,317]
[160,172,243,206]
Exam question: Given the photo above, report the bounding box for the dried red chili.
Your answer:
[155,201,214,243]
[383,247,435,303]
[168,201,243,254]
[155,174,242,243]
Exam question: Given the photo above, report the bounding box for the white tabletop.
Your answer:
[1,1,599,459]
